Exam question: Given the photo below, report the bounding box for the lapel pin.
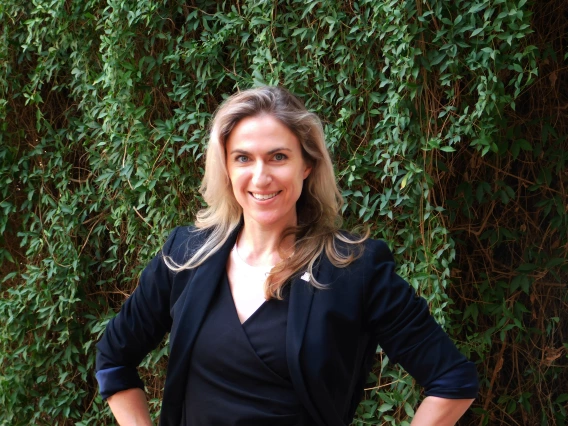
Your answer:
[301,272,310,282]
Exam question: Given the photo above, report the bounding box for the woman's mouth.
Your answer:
[250,192,280,200]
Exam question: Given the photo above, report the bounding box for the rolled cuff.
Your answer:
[95,366,145,400]
[424,360,479,399]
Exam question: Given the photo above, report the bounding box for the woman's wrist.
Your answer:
[410,396,475,426]
[107,388,153,426]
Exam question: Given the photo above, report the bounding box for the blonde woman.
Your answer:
[96,87,478,426]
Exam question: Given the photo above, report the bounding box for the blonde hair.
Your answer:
[167,86,367,299]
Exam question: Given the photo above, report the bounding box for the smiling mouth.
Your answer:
[250,192,280,200]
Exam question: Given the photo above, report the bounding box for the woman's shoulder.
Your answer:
[317,233,398,297]
[167,225,210,242]
[333,230,394,264]
[162,225,214,259]
[363,237,394,262]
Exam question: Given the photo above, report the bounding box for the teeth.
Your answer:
[251,192,278,200]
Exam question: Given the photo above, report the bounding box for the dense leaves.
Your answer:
[0,0,565,425]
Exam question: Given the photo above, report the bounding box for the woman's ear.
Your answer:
[303,160,313,180]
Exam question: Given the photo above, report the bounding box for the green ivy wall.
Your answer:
[1,0,566,425]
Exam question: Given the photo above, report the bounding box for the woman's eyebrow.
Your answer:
[266,147,292,155]
[229,149,251,155]
[229,147,293,155]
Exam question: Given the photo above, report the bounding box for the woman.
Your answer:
[96,86,478,426]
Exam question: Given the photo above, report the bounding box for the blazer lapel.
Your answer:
[161,226,239,422]
[287,263,326,426]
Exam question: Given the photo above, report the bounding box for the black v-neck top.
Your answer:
[183,273,313,425]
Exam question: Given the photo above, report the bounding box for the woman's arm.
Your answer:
[96,228,184,422]
[411,397,475,426]
[362,240,479,424]
[107,388,153,426]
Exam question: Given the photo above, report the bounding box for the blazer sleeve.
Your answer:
[363,239,479,399]
[95,227,181,400]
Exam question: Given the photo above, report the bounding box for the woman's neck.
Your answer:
[237,221,295,268]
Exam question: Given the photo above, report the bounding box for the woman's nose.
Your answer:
[252,161,271,187]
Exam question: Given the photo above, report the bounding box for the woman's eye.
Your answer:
[274,153,287,161]
[236,155,248,163]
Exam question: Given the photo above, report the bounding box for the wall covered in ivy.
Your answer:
[0,0,566,424]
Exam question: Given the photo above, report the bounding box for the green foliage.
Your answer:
[1,0,565,425]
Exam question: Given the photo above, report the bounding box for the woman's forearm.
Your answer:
[107,388,153,426]
[411,396,475,426]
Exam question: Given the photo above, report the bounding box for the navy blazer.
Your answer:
[96,226,478,426]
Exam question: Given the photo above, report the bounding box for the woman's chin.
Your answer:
[243,211,297,230]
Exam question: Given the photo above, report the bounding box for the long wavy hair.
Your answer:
[166,86,367,299]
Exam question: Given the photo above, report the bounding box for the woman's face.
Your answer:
[226,114,312,230]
